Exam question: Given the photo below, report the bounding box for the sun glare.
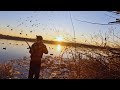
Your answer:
[57,44,61,51]
[55,36,64,42]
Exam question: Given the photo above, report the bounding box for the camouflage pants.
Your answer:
[28,59,41,79]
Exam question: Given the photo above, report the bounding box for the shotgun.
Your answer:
[24,38,31,49]
[24,38,53,55]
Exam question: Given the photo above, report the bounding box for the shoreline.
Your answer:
[0,34,120,51]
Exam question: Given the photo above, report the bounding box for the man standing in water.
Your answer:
[28,36,48,79]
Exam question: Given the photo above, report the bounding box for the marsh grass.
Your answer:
[0,62,15,79]
[0,46,120,79]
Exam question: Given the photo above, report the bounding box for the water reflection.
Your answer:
[0,39,91,61]
[0,39,66,61]
[56,44,62,52]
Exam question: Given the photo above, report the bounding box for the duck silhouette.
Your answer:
[3,47,6,50]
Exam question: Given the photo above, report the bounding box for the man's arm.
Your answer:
[43,45,48,54]
[29,44,34,54]
[29,47,32,54]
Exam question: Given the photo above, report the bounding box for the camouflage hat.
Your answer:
[36,35,43,40]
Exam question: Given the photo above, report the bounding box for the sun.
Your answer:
[55,36,64,42]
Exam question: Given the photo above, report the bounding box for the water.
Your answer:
[0,39,107,62]
[0,39,70,62]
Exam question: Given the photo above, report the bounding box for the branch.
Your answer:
[75,18,116,25]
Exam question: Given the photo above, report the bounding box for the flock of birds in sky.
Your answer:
[1,11,103,51]
[0,12,64,51]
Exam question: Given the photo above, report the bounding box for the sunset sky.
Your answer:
[0,11,120,45]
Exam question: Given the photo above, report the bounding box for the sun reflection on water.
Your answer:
[56,44,62,52]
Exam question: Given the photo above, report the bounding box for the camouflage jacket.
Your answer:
[29,41,48,59]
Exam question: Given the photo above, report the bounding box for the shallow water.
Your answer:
[0,39,73,62]
[0,39,107,62]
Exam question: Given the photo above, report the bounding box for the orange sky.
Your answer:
[0,11,120,47]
